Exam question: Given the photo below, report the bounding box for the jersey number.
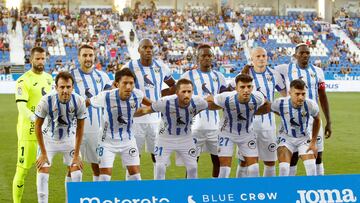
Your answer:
[154,146,163,156]
[219,137,230,146]
[21,146,24,156]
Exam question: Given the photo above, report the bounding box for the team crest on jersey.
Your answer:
[68,107,75,114]
[188,148,197,157]
[310,73,316,78]
[96,78,101,83]
[268,143,277,152]
[130,102,137,109]
[154,67,160,73]
[76,79,82,83]
[176,117,186,125]
[301,111,308,117]
[129,148,138,157]
[212,77,218,82]
[189,109,197,115]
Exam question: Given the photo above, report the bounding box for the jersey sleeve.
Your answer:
[271,98,281,113]
[217,72,228,92]
[76,97,87,119]
[194,95,208,111]
[274,64,288,79]
[307,99,320,117]
[90,91,106,108]
[134,89,144,105]
[273,69,286,92]
[214,92,227,108]
[15,78,29,102]
[151,97,167,112]
[315,67,326,90]
[101,72,112,90]
[35,96,49,118]
[254,91,266,108]
[159,61,173,81]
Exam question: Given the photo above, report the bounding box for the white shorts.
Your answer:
[37,139,75,167]
[218,132,258,158]
[80,132,100,164]
[133,123,159,154]
[155,136,198,167]
[309,119,324,152]
[277,134,314,156]
[192,129,219,155]
[98,138,140,168]
[255,129,277,162]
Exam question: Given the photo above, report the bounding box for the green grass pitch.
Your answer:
[0,93,359,202]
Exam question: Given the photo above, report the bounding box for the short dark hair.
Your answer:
[235,74,253,84]
[290,79,306,90]
[115,68,136,82]
[78,44,94,55]
[295,43,308,53]
[197,43,212,51]
[176,78,193,91]
[55,71,74,86]
[30,47,46,56]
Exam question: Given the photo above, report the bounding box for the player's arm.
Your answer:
[72,118,85,169]
[307,113,320,156]
[279,89,287,97]
[17,102,36,121]
[206,95,223,110]
[318,87,332,138]
[134,106,155,117]
[141,96,153,106]
[255,100,271,115]
[161,77,176,96]
[35,117,49,169]
[15,79,35,121]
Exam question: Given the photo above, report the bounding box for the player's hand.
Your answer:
[324,122,332,139]
[36,154,50,170]
[306,142,318,159]
[71,155,83,170]
[205,95,214,103]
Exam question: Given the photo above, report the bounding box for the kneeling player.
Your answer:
[88,68,151,181]
[35,72,86,203]
[272,79,320,176]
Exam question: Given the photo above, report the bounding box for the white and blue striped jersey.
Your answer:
[271,97,319,138]
[275,63,325,103]
[70,67,111,133]
[125,59,173,123]
[35,92,87,141]
[152,95,208,137]
[230,67,285,130]
[181,69,227,130]
[214,91,266,136]
[90,88,144,142]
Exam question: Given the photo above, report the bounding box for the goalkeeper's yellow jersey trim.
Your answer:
[15,70,53,141]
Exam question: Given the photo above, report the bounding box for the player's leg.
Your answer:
[121,139,141,180]
[129,123,146,180]
[177,137,198,179]
[36,150,54,203]
[80,133,100,181]
[277,135,295,176]
[235,146,247,178]
[239,136,259,177]
[206,130,220,178]
[98,145,115,181]
[257,130,277,177]
[154,138,172,180]
[289,152,299,176]
[64,171,71,203]
[298,138,316,176]
[145,123,160,177]
[63,146,83,182]
[218,134,234,178]
[316,125,325,175]
[13,140,37,203]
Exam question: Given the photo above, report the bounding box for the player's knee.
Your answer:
[264,161,276,166]
[14,167,29,180]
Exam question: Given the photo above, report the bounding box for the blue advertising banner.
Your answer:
[68,175,360,203]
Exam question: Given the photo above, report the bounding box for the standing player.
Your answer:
[124,38,176,175]
[207,74,270,178]
[34,72,86,202]
[275,43,331,175]
[13,47,53,203]
[70,44,112,181]
[88,68,151,181]
[135,79,208,180]
[181,44,227,178]
[233,47,286,177]
[272,79,320,176]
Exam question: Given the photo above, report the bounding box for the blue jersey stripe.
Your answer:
[59,128,63,140]
[126,97,132,139]
[304,68,313,100]
[78,69,93,125]
[47,96,54,135]
[197,70,209,121]
[225,97,232,133]
[55,94,62,138]
[71,94,78,116]
[71,69,81,96]
[137,60,151,99]
[65,101,71,136]
[165,100,172,135]
[175,98,181,135]
[115,89,123,140]
[234,94,242,135]
[189,70,198,95]
[250,69,264,123]
[310,65,319,102]
[89,72,102,127]
[297,106,304,135]
[279,99,288,134]
[245,101,250,133]
[153,60,164,96]
[261,70,273,126]
[148,61,159,101]
[94,70,104,90]
[288,63,294,82]
[184,105,190,134]
[105,92,114,139]
[304,101,310,129]
[288,99,297,138]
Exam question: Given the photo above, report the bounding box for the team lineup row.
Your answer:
[12,39,331,203]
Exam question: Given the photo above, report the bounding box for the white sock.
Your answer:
[247,163,260,177]
[263,165,276,177]
[279,162,290,176]
[155,164,166,180]
[37,173,49,203]
[128,173,141,180]
[99,174,111,181]
[316,163,324,176]
[219,166,231,178]
[125,170,130,181]
[186,165,198,179]
[303,159,316,176]
[236,165,248,178]
[70,170,82,182]
[93,176,99,181]
[153,163,157,179]
[289,166,297,176]
[65,176,71,203]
